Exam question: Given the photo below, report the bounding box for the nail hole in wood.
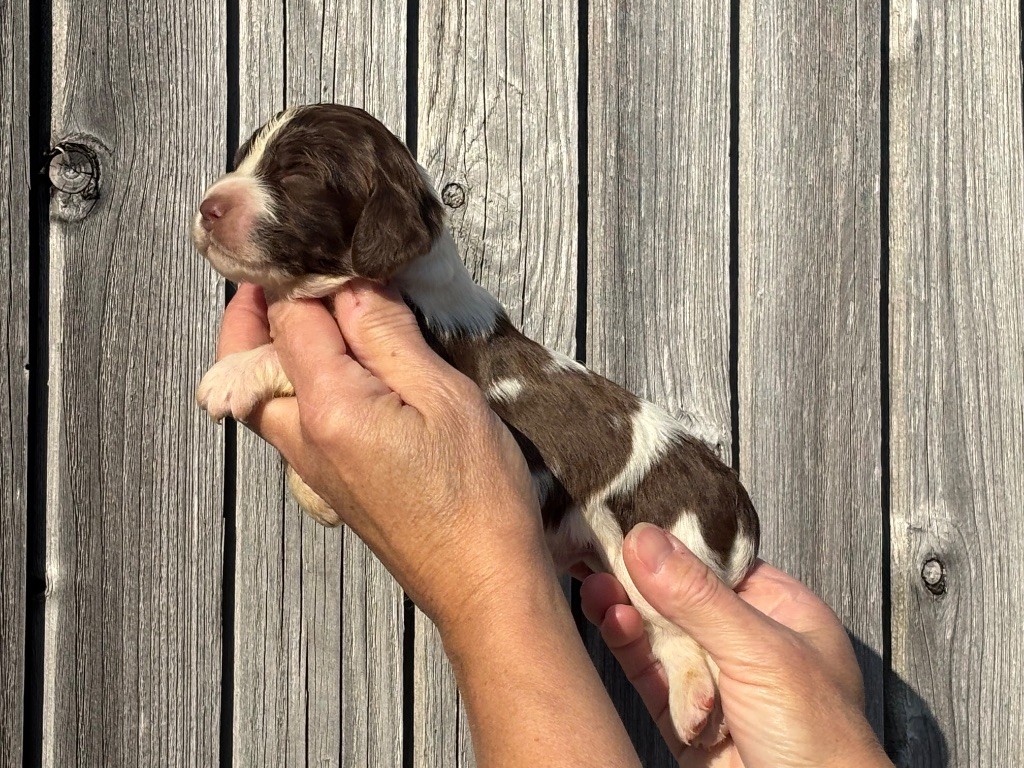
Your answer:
[921,558,946,595]
[441,182,466,209]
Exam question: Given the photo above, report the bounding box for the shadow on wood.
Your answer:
[846,633,948,768]
[587,627,949,767]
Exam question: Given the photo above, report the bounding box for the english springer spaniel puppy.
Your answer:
[192,104,759,749]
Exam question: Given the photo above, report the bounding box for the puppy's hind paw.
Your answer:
[287,465,341,527]
[655,635,728,748]
[669,660,719,746]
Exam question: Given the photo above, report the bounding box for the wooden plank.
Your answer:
[42,1,225,765]
[232,2,406,765]
[584,2,731,764]
[888,2,1024,763]
[415,2,578,765]
[738,0,884,733]
[0,0,30,763]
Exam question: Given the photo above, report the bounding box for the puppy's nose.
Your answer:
[199,196,227,230]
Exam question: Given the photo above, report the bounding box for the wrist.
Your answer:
[438,548,568,667]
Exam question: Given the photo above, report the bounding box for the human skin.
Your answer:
[218,281,642,767]
[579,531,894,767]
[215,280,892,768]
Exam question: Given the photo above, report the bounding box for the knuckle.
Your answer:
[767,630,812,669]
[297,398,335,444]
[445,373,487,410]
[354,302,411,339]
[669,558,722,614]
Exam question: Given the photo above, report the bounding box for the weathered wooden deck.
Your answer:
[2,1,1023,766]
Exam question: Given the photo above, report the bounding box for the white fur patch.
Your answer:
[669,513,726,582]
[547,401,687,570]
[395,164,502,337]
[282,274,353,300]
[393,228,502,337]
[545,350,588,375]
[201,172,277,223]
[193,112,300,283]
[545,505,620,575]
[486,377,525,403]
[724,528,758,587]
[236,107,298,176]
[599,401,686,500]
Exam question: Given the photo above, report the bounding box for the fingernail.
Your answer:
[634,524,673,574]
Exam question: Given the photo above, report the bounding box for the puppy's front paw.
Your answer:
[197,345,292,422]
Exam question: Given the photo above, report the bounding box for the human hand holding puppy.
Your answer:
[218,280,891,768]
[218,281,546,628]
[581,533,893,767]
[219,280,643,767]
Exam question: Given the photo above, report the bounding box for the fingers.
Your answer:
[579,572,630,626]
[332,281,461,410]
[245,396,303,462]
[218,284,270,359]
[677,740,735,768]
[623,523,776,669]
[266,298,350,397]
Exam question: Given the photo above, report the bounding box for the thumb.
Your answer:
[333,280,452,408]
[624,523,774,669]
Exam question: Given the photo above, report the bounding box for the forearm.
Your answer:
[442,557,641,768]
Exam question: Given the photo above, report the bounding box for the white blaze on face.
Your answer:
[234,107,299,177]
[192,108,300,284]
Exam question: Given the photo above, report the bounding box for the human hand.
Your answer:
[581,524,892,768]
[216,281,550,633]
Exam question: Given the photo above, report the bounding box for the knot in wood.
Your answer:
[441,182,466,209]
[46,142,100,199]
[921,558,946,595]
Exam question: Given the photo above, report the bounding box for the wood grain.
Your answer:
[888,2,1024,764]
[415,2,578,764]
[43,0,225,764]
[0,0,29,763]
[738,0,884,732]
[585,2,731,764]
[232,1,406,765]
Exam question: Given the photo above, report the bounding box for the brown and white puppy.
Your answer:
[192,104,759,748]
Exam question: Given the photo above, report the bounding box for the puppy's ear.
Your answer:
[351,182,442,281]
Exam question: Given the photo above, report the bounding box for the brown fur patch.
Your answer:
[239,105,444,281]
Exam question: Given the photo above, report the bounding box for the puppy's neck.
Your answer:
[392,227,504,340]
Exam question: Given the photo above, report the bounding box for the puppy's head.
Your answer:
[192,104,444,295]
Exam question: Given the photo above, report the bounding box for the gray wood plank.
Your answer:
[43,1,225,765]
[415,2,578,765]
[0,0,29,763]
[585,2,731,764]
[738,0,884,734]
[232,2,406,765]
[888,3,1024,764]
